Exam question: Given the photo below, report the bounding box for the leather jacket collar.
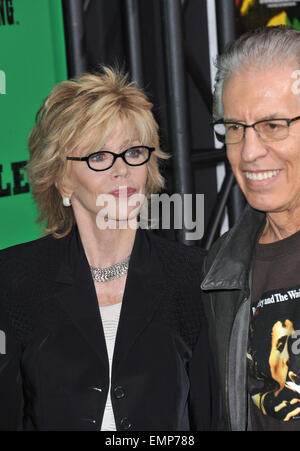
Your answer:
[201,205,266,293]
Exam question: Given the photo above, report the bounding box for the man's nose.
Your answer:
[241,127,268,163]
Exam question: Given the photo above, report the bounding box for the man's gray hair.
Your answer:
[213,26,300,119]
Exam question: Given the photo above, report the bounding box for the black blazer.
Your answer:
[0,226,218,431]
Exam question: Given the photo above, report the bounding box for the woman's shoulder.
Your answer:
[145,229,206,262]
[144,229,206,283]
[0,233,65,284]
[0,233,54,264]
[0,234,62,347]
[145,231,206,349]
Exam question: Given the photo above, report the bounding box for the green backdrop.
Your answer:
[0,0,67,249]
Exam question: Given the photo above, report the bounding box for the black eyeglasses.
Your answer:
[67,146,155,171]
[213,116,300,145]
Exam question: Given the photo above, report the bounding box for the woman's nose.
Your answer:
[110,155,129,177]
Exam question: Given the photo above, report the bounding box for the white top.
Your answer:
[99,302,122,431]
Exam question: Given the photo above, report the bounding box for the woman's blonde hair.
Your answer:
[25,66,168,238]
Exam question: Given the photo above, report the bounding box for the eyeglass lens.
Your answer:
[214,120,290,144]
[89,146,150,170]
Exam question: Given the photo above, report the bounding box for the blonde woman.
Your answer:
[0,67,218,431]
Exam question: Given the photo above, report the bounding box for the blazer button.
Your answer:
[120,417,131,430]
[114,386,125,399]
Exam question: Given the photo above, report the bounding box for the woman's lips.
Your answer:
[108,187,137,198]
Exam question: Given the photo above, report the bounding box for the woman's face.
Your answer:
[222,65,300,215]
[61,118,148,227]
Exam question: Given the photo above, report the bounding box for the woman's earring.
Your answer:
[62,196,72,207]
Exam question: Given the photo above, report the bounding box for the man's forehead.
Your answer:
[222,65,300,119]
[224,64,297,92]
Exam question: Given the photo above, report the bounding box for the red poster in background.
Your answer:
[235,0,300,34]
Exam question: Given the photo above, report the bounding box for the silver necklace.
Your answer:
[90,255,131,282]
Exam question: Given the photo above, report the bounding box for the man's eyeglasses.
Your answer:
[213,116,300,145]
[66,146,155,171]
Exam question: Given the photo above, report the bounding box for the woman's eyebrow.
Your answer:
[101,138,140,151]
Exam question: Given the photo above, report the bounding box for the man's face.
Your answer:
[222,65,300,214]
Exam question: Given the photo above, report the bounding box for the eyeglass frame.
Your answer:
[66,145,155,172]
[212,115,300,144]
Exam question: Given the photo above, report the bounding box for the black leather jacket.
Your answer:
[201,205,266,430]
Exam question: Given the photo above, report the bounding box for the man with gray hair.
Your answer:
[202,26,300,431]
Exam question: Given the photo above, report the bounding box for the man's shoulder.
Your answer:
[204,206,265,274]
[205,232,229,268]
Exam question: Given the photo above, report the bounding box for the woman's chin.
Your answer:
[95,211,140,230]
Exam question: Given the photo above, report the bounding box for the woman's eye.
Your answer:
[90,152,108,161]
[127,148,141,158]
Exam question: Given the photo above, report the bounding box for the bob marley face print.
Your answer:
[248,286,300,422]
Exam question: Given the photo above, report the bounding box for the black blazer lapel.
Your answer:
[47,226,165,377]
[50,226,109,370]
[112,229,165,377]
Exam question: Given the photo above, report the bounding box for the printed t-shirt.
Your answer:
[248,229,300,431]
